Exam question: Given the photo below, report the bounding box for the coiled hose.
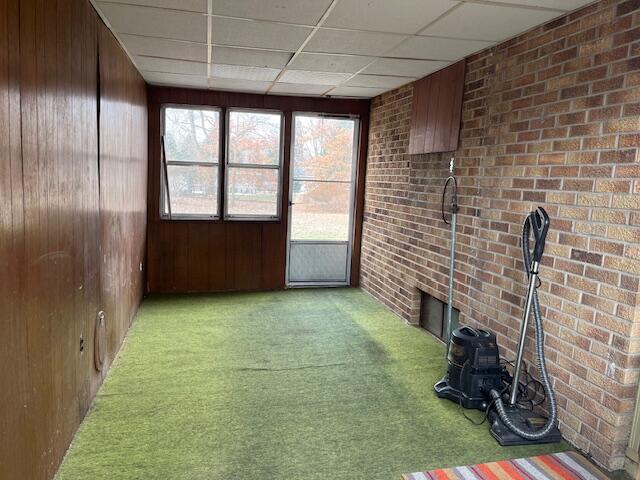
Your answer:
[489,215,558,440]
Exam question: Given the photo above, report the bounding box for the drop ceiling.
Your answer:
[92,0,596,98]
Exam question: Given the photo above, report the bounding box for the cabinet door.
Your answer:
[408,76,429,155]
[409,60,465,154]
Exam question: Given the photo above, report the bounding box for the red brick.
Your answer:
[600,149,637,164]
[613,27,640,46]
[558,111,586,125]
[361,1,640,471]
[587,105,622,121]
[552,46,578,64]
[592,75,625,93]
[617,0,640,15]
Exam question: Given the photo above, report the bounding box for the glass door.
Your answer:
[286,113,359,286]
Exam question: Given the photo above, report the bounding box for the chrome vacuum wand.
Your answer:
[443,157,458,354]
[509,257,540,406]
[509,207,548,406]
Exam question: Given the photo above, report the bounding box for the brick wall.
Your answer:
[360,0,640,470]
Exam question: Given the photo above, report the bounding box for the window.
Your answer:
[290,114,357,241]
[160,105,284,222]
[225,109,283,220]
[161,106,221,219]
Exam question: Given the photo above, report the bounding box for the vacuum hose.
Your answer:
[490,208,558,440]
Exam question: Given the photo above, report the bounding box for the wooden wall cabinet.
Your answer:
[408,60,466,155]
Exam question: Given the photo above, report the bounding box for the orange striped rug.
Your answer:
[401,451,608,480]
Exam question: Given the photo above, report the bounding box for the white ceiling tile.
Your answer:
[288,53,373,73]
[344,74,414,89]
[304,29,408,56]
[212,0,334,25]
[208,77,272,93]
[99,0,207,13]
[136,56,207,75]
[490,0,592,10]
[328,85,387,98]
[102,0,593,97]
[210,64,281,81]
[388,36,494,60]
[143,71,209,88]
[363,58,450,77]
[324,0,458,34]
[420,2,561,42]
[97,3,207,43]
[212,17,312,51]
[279,70,352,85]
[212,47,292,68]
[270,83,332,96]
[120,35,207,62]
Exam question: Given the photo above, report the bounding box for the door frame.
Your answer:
[285,112,361,287]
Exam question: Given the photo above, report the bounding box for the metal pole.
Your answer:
[444,157,457,355]
[445,211,457,351]
[509,260,540,405]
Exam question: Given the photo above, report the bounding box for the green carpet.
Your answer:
[56,288,566,480]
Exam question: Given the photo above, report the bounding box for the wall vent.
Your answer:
[419,291,459,340]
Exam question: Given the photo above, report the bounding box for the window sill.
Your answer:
[224,216,280,222]
[159,215,219,221]
[158,215,282,223]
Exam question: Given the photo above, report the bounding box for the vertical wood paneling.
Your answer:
[408,76,429,155]
[423,75,441,152]
[447,61,466,150]
[187,223,212,290]
[225,223,262,290]
[77,0,100,417]
[146,88,370,293]
[433,67,455,152]
[207,227,227,290]
[98,23,147,365]
[0,1,147,478]
[409,60,466,154]
[261,223,287,289]
[20,0,65,474]
[0,0,28,478]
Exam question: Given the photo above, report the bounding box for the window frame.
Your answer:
[287,111,361,246]
[285,111,361,287]
[223,107,285,222]
[160,104,223,221]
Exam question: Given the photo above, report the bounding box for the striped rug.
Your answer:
[401,451,608,480]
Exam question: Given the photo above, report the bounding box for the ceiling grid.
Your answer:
[93,0,597,98]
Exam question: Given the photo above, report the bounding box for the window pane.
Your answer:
[164,107,220,163]
[290,181,351,241]
[228,110,281,166]
[166,165,218,216]
[226,167,279,217]
[293,116,355,181]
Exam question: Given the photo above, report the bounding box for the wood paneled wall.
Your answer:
[147,87,370,293]
[0,1,147,478]
[99,23,148,362]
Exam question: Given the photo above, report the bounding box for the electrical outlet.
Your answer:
[139,261,143,272]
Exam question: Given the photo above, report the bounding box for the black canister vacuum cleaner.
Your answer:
[434,160,561,446]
